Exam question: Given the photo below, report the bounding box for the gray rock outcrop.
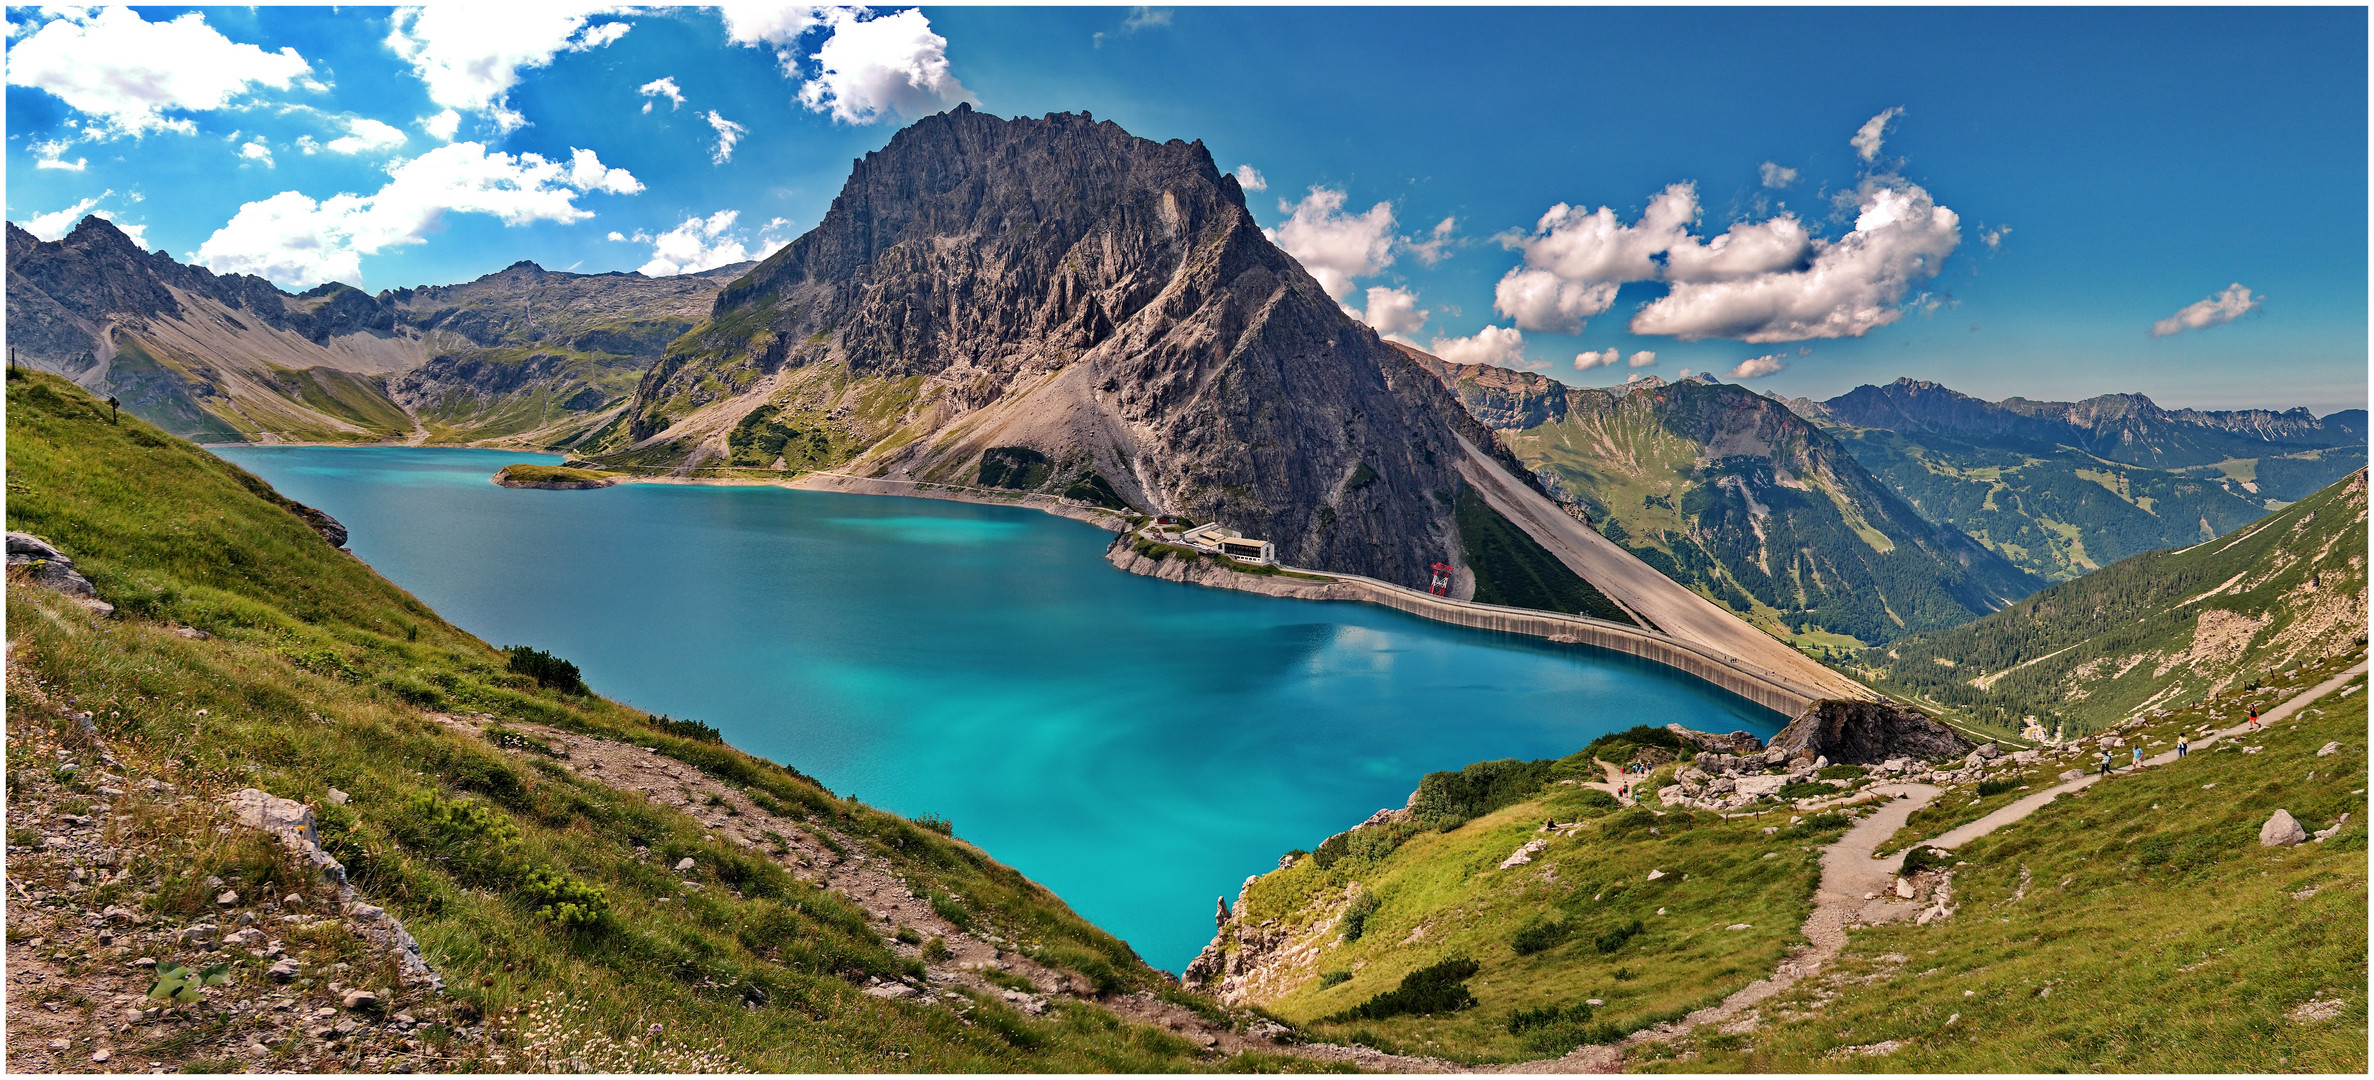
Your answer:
[2260,809,2308,846]
[1666,724,1765,756]
[1766,700,1973,765]
[7,531,110,613]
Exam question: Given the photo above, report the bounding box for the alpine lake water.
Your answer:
[215,446,1785,972]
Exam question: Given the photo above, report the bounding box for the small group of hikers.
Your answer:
[2097,705,2255,777]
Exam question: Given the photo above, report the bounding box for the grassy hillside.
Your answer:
[1642,657,2367,1072]
[1859,468,2367,738]
[1190,747,1860,1065]
[1453,488,1633,623]
[2,370,1292,1071]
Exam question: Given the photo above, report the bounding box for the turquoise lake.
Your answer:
[214,446,1784,971]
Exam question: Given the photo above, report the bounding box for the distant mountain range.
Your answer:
[1783,378,2366,581]
[1413,361,2044,646]
[1862,467,2367,736]
[5,216,745,445]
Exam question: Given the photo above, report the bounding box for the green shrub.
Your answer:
[1817,763,1865,780]
[1329,958,1480,1021]
[1508,1000,1605,1052]
[1510,914,1571,956]
[1312,832,1350,870]
[1317,970,1351,989]
[1976,778,2021,798]
[1410,758,1555,831]
[912,812,953,836]
[505,645,586,694]
[1899,845,1953,875]
[1592,919,1645,954]
[645,713,722,743]
[1777,781,1832,800]
[1340,891,1381,942]
[521,867,608,928]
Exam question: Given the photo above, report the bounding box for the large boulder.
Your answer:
[2260,809,2308,847]
[1766,700,1973,766]
[6,531,101,599]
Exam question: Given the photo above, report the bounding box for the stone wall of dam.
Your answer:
[1107,540,1865,718]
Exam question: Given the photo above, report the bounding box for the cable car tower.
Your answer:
[1427,562,1455,596]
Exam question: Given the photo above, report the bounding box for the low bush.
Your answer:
[1340,891,1381,942]
[1898,845,1953,875]
[1777,781,1832,800]
[1329,958,1480,1021]
[646,713,723,743]
[506,645,586,694]
[1593,918,1645,954]
[1510,914,1571,956]
[1411,758,1555,831]
[1976,778,2022,798]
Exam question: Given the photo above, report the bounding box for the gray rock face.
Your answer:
[1767,700,1974,765]
[618,107,1525,588]
[6,531,102,601]
[1666,723,1765,755]
[2260,809,2309,846]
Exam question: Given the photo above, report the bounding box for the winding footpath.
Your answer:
[1926,659,2368,852]
[1485,660,2371,1073]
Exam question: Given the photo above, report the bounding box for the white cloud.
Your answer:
[636,210,753,276]
[1094,6,1172,47]
[1629,178,1959,343]
[31,138,86,171]
[1852,106,1903,163]
[325,118,408,156]
[19,195,106,241]
[423,109,462,142]
[1493,269,1617,336]
[1661,215,1811,284]
[191,142,640,288]
[1409,216,1456,266]
[1427,325,1537,370]
[240,139,275,168]
[1980,224,2010,251]
[1353,286,1427,338]
[640,76,685,113]
[607,230,626,241]
[720,4,828,74]
[2150,283,2260,338]
[1759,162,1798,189]
[567,147,645,194]
[706,110,748,164]
[385,7,633,135]
[797,8,974,125]
[1627,350,1657,367]
[1574,348,1621,371]
[1266,187,1396,300]
[757,216,798,259]
[1728,354,1786,379]
[1490,183,1695,332]
[5,7,316,137]
[1232,164,1267,192]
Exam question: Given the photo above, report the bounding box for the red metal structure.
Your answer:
[1427,562,1455,596]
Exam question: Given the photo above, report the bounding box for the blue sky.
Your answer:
[7,6,2366,412]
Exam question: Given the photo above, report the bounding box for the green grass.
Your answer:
[1641,663,2368,1073]
[2,370,1257,1071]
[1216,768,1853,1064]
[493,463,616,485]
[1453,487,1633,624]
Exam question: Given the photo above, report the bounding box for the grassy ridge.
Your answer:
[1211,752,1852,1064]
[3,370,1257,1071]
[1642,657,2368,1072]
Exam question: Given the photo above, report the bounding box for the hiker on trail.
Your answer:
[2100,749,2113,777]
[2248,706,2261,733]
[2132,746,2143,770]
[2178,734,2189,758]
